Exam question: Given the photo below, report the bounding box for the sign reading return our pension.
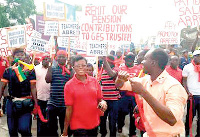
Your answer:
[155,21,180,45]
[87,42,108,56]
[59,22,80,37]
[27,37,48,53]
[44,21,58,36]
[7,27,26,48]
[43,2,66,21]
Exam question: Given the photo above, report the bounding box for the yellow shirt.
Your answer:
[121,71,188,137]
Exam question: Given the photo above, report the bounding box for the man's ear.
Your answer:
[151,60,157,66]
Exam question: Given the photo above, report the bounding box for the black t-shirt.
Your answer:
[3,67,36,98]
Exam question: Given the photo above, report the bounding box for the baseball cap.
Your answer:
[193,50,200,56]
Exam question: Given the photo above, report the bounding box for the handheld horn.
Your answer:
[14,58,34,70]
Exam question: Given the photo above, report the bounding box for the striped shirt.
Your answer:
[48,66,71,107]
[101,69,120,100]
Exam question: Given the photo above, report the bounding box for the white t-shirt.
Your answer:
[182,63,200,95]
[35,63,50,101]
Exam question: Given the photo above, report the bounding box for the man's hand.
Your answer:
[118,71,129,82]
[0,109,3,117]
[98,100,107,112]
[129,79,146,95]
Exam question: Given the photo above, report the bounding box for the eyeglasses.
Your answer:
[73,64,87,68]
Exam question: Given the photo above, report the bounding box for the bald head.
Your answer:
[170,55,179,69]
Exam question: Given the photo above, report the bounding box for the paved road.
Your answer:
[0,110,197,137]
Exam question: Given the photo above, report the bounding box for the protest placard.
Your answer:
[43,2,66,21]
[44,21,58,36]
[174,0,200,27]
[59,22,80,37]
[80,4,132,43]
[87,42,108,56]
[7,27,26,48]
[27,37,48,53]
[155,21,180,45]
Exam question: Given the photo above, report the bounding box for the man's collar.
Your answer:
[154,70,168,84]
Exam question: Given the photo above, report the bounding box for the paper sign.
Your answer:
[59,22,80,37]
[43,2,66,21]
[27,37,48,53]
[87,42,107,56]
[44,21,58,36]
[7,27,26,48]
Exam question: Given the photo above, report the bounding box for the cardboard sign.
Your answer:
[7,27,26,48]
[44,21,59,36]
[43,2,66,21]
[36,15,50,41]
[59,22,80,37]
[87,42,107,56]
[156,21,180,45]
[27,37,48,53]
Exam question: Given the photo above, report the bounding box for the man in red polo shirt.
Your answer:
[165,55,182,83]
[63,55,107,137]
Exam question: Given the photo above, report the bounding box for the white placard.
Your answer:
[59,22,80,37]
[27,37,48,53]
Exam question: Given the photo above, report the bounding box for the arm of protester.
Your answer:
[45,66,52,83]
[0,81,7,116]
[182,76,191,98]
[62,105,72,136]
[129,79,186,126]
[191,31,200,53]
[102,56,117,78]
[115,70,129,89]
[30,81,38,107]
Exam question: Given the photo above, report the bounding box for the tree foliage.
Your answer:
[0,0,36,28]
[0,4,10,28]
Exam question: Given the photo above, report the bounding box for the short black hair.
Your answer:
[12,48,24,57]
[151,48,169,70]
[87,63,94,71]
[72,55,87,66]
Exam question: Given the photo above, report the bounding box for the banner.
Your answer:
[27,37,48,53]
[174,0,200,27]
[81,4,132,43]
[43,2,66,21]
[44,21,58,36]
[59,22,80,37]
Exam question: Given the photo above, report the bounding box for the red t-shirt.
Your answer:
[0,58,8,78]
[165,65,182,83]
[64,74,102,130]
[119,64,144,96]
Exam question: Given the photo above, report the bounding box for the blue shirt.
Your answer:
[179,57,191,70]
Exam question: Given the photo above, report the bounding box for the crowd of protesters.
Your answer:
[0,33,199,137]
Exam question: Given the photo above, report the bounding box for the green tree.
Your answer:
[0,4,10,28]
[0,0,36,28]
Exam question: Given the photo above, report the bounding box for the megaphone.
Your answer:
[14,58,34,70]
